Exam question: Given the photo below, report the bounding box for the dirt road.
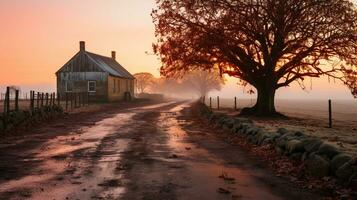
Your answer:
[0,101,320,200]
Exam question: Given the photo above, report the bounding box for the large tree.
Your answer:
[152,0,357,115]
[133,72,156,93]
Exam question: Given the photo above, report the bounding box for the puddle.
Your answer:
[0,112,134,199]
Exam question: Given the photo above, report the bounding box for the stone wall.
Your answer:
[196,102,357,188]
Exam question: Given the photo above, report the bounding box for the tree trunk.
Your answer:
[241,85,277,116]
[254,87,276,115]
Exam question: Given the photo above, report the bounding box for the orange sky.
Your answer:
[0,0,159,87]
[0,0,355,99]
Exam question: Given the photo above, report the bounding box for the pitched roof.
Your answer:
[86,52,135,79]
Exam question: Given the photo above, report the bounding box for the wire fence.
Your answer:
[202,96,357,128]
[0,86,91,117]
[0,92,31,101]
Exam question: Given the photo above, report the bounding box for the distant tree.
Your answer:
[182,69,225,97]
[152,0,357,115]
[150,77,184,96]
[133,72,156,93]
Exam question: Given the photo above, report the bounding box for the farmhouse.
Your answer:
[56,41,135,101]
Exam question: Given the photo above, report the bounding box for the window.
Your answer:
[66,81,73,92]
[88,81,96,92]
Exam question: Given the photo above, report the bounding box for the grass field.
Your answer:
[205,98,357,123]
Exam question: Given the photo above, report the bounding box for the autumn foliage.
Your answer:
[343,66,357,97]
[152,0,357,115]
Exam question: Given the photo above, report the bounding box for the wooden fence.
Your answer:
[0,91,34,101]
[201,96,335,128]
[1,86,90,116]
[202,96,239,111]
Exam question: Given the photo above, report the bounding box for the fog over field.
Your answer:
[207,98,357,121]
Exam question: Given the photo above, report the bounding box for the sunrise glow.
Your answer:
[0,0,356,99]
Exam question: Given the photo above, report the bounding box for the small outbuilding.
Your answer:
[56,41,135,101]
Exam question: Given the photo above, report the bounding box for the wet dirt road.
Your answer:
[0,101,319,200]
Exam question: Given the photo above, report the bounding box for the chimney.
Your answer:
[111,51,116,60]
[79,41,85,51]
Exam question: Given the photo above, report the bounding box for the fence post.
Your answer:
[36,92,40,108]
[217,96,220,110]
[15,90,19,111]
[2,93,5,115]
[52,92,55,106]
[57,93,60,107]
[52,93,55,106]
[49,93,52,107]
[50,93,53,107]
[328,99,332,128]
[29,91,31,110]
[45,93,49,106]
[234,97,237,111]
[41,93,44,107]
[87,92,90,105]
[209,97,212,109]
[30,91,34,111]
[33,91,35,110]
[50,93,53,106]
[3,87,10,115]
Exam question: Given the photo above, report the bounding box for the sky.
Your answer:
[0,0,356,100]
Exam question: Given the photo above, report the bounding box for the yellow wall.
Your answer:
[107,75,134,101]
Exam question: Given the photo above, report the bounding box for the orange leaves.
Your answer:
[342,66,357,98]
[152,0,357,97]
